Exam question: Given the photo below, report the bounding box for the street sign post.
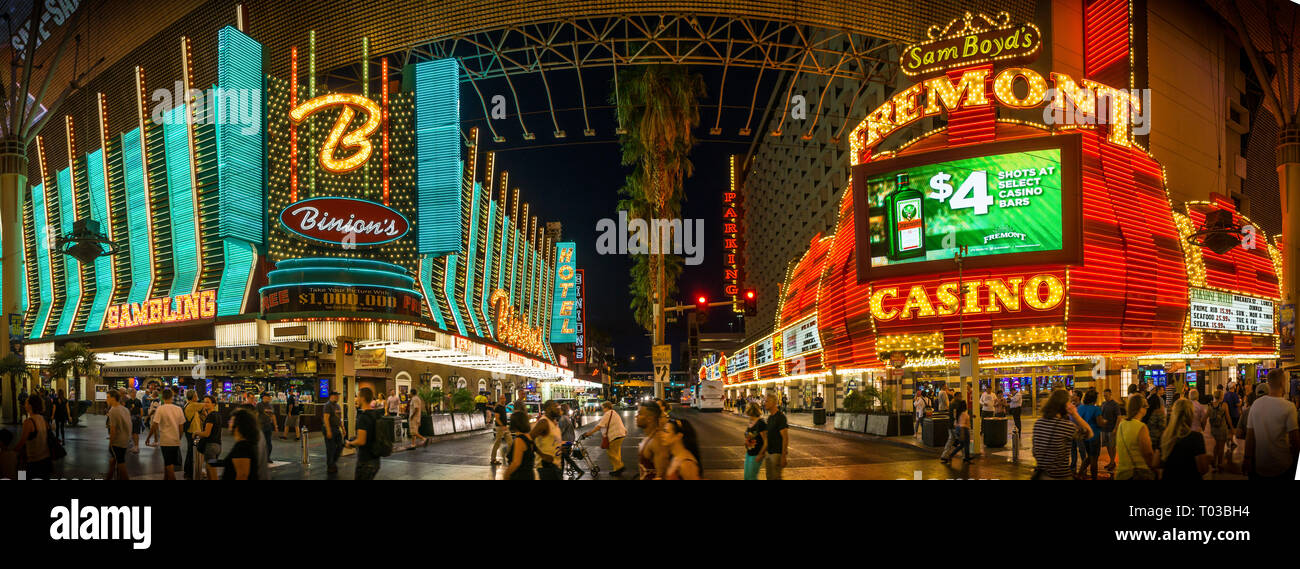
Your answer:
[652,344,672,399]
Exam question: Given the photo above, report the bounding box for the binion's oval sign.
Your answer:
[279,197,410,248]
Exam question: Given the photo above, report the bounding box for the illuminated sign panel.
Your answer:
[854,135,1081,281]
[1189,288,1276,334]
[574,269,586,363]
[753,337,772,366]
[869,273,1065,322]
[901,14,1041,78]
[550,241,577,342]
[261,284,423,318]
[288,93,382,173]
[490,289,547,357]
[279,197,410,247]
[865,149,1063,267]
[106,290,217,330]
[724,156,743,310]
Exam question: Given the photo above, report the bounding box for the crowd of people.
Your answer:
[1027,369,1299,480]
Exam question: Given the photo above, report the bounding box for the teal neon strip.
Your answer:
[463,181,482,336]
[499,214,510,292]
[54,168,81,336]
[216,26,264,244]
[164,104,200,298]
[31,183,53,338]
[217,239,253,316]
[122,128,152,306]
[414,58,462,254]
[420,255,447,330]
[18,221,27,318]
[84,150,112,332]
[444,255,467,335]
[214,26,263,318]
[259,282,423,296]
[495,205,507,292]
[265,266,418,291]
[481,201,495,337]
[509,224,520,308]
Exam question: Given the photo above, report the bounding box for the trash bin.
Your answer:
[813,408,827,425]
[982,415,1007,448]
[923,417,949,447]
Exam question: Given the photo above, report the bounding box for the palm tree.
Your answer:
[0,353,30,423]
[48,342,98,424]
[613,65,705,347]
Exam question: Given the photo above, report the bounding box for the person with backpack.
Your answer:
[1207,388,1233,472]
[257,393,278,462]
[346,387,387,480]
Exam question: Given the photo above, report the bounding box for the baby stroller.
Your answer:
[564,436,601,480]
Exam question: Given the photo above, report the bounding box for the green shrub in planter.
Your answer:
[451,388,475,413]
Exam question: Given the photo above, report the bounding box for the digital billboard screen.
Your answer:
[852,135,1081,281]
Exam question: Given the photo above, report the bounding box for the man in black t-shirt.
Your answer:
[346,387,381,480]
[490,395,510,465]
[124,390,143,453]
[323,392,344,475]
[760,394,789,480]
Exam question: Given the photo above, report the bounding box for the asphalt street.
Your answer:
[23,407,1037,479]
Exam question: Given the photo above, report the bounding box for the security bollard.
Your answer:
[301,425,309,465]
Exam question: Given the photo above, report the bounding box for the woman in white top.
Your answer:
[583,401,628,476]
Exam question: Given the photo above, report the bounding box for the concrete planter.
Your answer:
[834,412,868,433]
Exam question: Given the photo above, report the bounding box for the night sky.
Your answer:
[459,66,781,371]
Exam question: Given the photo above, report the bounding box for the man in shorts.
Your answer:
[105,390,132,480]
[149,388,187,480]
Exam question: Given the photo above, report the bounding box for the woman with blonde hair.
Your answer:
[1160,398,1211,480]
[1114,394,1157,480]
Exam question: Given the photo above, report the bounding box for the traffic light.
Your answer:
[743,288,757,316]
[696,295,708,317]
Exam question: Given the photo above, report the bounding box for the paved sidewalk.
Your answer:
[720,408,1248,479]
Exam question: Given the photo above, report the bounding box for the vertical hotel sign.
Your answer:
[724,155,743,311]
[551,242,578,342]
[575,269,586,363]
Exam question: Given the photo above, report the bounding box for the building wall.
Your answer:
[742,31,886,336]
[1145,0,1235,208]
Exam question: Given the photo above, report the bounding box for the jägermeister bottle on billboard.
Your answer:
[886,173,926,260]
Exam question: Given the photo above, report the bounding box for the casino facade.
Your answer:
[717,8,1287,417]
[17,24,590,402]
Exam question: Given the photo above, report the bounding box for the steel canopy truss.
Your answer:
[320,15,895,142]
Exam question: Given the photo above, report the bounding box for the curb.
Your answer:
[716,410,943,454]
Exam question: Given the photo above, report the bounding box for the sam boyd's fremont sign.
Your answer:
[901,12,1041,78]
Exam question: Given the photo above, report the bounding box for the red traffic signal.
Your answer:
[743,288,757,316]
[696,295,708,316]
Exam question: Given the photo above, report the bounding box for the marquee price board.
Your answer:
[1189,287,1276,334]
